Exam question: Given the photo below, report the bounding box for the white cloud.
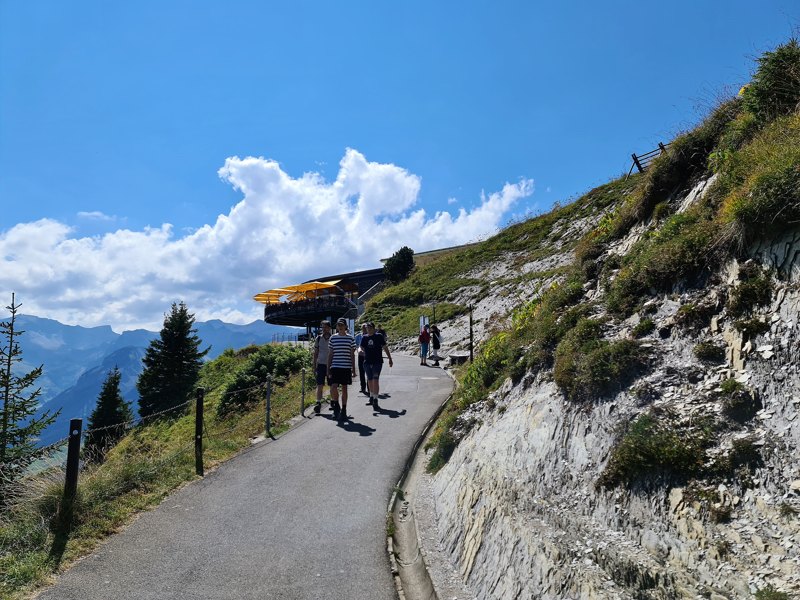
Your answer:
[77,211,115,221]
[1,149,533,331]
[447,197,458,205]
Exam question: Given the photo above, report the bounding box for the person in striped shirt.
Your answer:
[326,317,356,422]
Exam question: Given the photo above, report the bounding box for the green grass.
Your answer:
[0,345,313,600]
[598,410,711,489]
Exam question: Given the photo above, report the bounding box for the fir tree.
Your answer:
[137,302,209,419]
[84,367,133,461]
[384,246,415,283]
[0,294,59,506]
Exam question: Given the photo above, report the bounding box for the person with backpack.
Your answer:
[418,323,431,366]
[312,320,332,414]
[360,322,393,408]
[430,324,442,367]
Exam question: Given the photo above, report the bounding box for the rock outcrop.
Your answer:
[423,178,800,598]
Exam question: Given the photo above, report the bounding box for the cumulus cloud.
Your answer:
[1,149,533,331]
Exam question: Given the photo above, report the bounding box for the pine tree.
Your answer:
[137,302,209,419]
[0,294,59,505]
[384,246,415,283]
[84,367,133,461]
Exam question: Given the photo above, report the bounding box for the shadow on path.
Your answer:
[372,406,407,419]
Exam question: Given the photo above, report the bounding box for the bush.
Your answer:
[554,319,648,402]
[598,410,709,488]
[720,384,761,424]
[216,345,310,415]
[718,113,800,246]
[693,341,726,363]
[742,38,800,124]
[632,318,655,338]
[727,271,773,317]
[755,585,791,600]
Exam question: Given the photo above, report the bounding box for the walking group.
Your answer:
[312,318,393,422]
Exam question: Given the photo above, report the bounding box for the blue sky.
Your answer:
[1,1,798,330]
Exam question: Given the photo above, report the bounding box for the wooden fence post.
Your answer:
[195,388,204,476]
[265,376,272,437]
[469,306,474,363]
[301,368,306,417]
[631,153,644,173]
[58,418,82,532]
[63,419,82,501]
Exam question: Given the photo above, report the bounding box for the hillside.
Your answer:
[8,315,298,445]
[367,40,800,598]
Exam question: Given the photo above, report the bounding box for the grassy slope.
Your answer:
[366,39,800,480]
[0,345,314,600]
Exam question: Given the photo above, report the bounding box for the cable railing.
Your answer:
[0,367,314,535]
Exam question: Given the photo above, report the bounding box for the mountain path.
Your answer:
[36,354,452,600]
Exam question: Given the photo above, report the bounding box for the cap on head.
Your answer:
[321,320,331,328]
[336,317,347,326]
[367,322,376,329]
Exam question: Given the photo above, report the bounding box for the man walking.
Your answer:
[360,322,392,409]
[312,320,332,414]
[327,317,356,422]
[356,323,368,395]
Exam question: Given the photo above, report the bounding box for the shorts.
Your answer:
[420,343,429,358]
[364,361,383,381]
[315,363,327,385]
[328,367,352,386]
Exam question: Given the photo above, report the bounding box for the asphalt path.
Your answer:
[37,354,452,600]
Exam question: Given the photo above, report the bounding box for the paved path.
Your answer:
[37,355,452,600]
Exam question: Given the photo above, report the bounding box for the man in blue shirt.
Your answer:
[360,322,393,408]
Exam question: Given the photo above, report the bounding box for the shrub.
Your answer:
[718,113,800,247]
[554,319,648,402]
[727,271,773,317]
[720,385,761,424]
[216,345,310,415]
[632,318,655,338]
[742,38,800,125]
[755,585,790,600]
[598,410,709,488]
[674,302,716,330]
[693,341,726,363]
[733,317,770,337]
[605,210,718,316]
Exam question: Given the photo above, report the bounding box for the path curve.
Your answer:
[36,354,453,600]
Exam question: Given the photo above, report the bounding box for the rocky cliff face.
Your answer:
[424,180,800,598]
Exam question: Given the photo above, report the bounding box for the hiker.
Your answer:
[312,320,332,414]
[430,324,442,367]
[356,323,368,395]
[360,322,393,408]
[327,317,356,422]
[418,323,431,366]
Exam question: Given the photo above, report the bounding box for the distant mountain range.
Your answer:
[11,315,300,446]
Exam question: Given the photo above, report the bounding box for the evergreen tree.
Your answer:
[0,294,59,505]
[384,246,415,283]
[137,302,209,419]
[84,367,133,461]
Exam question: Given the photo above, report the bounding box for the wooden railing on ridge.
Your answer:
[627,142,670,179]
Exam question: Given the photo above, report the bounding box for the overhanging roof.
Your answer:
[253,281,341,305]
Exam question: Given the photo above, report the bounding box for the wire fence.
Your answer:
[0,367,314,544]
